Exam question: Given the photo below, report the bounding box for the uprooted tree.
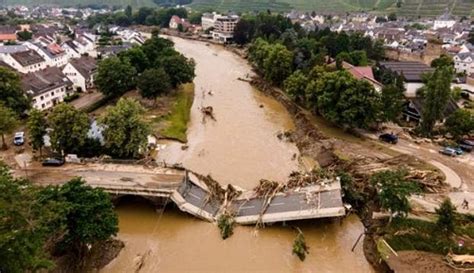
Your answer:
[371,169,420,221]
[292,228,309,261]
[217,212,235,240]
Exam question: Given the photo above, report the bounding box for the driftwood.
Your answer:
[201,106,216,122]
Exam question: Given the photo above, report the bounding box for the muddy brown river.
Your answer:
[102,37,374,273]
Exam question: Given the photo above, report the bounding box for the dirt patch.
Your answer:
[387,250,457,273]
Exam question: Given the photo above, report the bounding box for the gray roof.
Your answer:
[0,45,28,54]
[22,66,72,96]
[456,52,473,61]
[69,56,97,78]
[379,61,434,82]
[11,50,45,66]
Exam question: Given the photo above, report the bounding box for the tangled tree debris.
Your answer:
[217,211,235,240]
[201,106,216,122]
[292,229,309,261]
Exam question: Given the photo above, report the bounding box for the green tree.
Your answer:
[0,103,17,149]
[335,51,352,69]
[99,98,150,158]
[27,109,47,157]
[125,5,132,19]
[249,38,271,71]
[0,67,30,114]
[444,109,474,140]
[349,50,368,66]
[316,71,382,129]
[160,54,195,88]
[292,229,309,261]
[17,30,32,41]
[137,68,172,100]
[388,12,397,21]
[435,198,456,236]
[431,54,454,68]
[118,46,150,73]
[95,57,137,97]
[0,164,63,273]
[48,103,89,154]
[233,18,255,45]
[284,70,308,104]
[371,169,420,221]
[53,178,118,259]
[381,84,405,122]
[263,43,293,85]
[419,66,454,135]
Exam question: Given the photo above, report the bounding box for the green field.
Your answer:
[3,0,157,8]
[4,0,474,16]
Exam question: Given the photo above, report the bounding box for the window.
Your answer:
[40,96,44,100]
[41,103,45,108]
[51,91,54,96]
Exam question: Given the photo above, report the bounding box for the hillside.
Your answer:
[396,0,474,18]
[2,0,157,8]
[3,0,474,17]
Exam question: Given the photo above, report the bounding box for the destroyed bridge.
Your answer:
[87,170,346,225]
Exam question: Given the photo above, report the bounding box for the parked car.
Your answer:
[13,132,25,146]
[379,133,398,144]
[460,139,474,147]
[42,157,65,167]
[459,144,473,152]
[439,147,458,157]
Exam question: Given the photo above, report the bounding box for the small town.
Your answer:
[0,1,473,273]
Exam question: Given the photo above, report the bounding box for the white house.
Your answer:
[25,42,69,67]
[454,52,474,75]
[211,14,239,43]
[21,66,73,110]
[433,10,456,30]
[1,50,47,73]
[201,12,217,31]
[62,56,97,92]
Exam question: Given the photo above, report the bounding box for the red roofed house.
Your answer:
[0,26,17,42]
[169,15,191,31]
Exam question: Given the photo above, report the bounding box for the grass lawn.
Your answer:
[383,217,474,255]
[153,83,194,142]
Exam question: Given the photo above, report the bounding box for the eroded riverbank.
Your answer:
[103,36,374,273]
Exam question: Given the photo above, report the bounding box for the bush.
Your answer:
[63,93,80,103]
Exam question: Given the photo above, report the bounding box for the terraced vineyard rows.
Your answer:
[398,0,473,17]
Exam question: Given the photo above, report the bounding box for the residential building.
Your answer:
[26,42,69,67]
[0,26,17,42]
[2,49,47,73]
[62,56,97,92]
[211,14,239,43]
[433,9,456,30]
[403,97,459,123]
[21,66,73,110]
[201,12,217,31]
[454,52,474,75]
[378,61,435,97]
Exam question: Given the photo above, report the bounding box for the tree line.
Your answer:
[87,6,202,28]
[0,163,118,273]
[95,35,195,101]
[249,37,394,129]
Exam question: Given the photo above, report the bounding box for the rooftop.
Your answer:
[379,61,434,82]
[11,50,45,66]
[69,56,97,78]
[22,66,71,96]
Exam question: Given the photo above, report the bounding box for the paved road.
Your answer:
[232,190,342,217]
[178,180,221,216]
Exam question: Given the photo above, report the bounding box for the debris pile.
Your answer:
[217,211,235,240]
[201,106,216,122]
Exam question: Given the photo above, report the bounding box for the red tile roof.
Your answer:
[0,34,17,41]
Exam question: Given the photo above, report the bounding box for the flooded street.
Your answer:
[103,37,374,273]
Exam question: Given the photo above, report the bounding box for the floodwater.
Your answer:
[102,37,374,273]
